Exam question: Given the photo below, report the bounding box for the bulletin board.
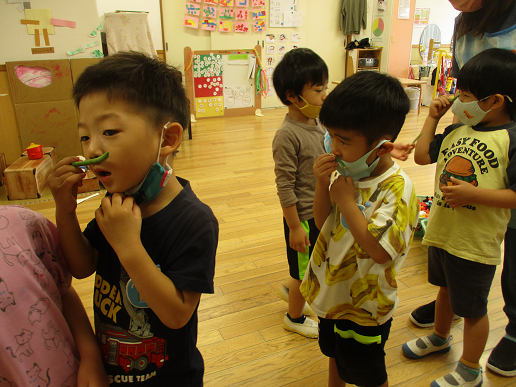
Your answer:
[184,45,262,119]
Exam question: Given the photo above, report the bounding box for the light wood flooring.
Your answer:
[9,106,513,386]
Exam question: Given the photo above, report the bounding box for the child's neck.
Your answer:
[478,112,512,127]
[287,106,317,126]
[138,175,183,218]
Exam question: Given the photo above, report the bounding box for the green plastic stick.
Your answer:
[411,132,422,145]
[449,94,460,103]
[71,152,109,167]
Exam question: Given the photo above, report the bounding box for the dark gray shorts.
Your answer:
[428,246,496,318]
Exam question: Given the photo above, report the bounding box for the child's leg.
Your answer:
[463,314,489,364]
[434,286,455,337]
[288,278,306,318]
[328,358,346,387]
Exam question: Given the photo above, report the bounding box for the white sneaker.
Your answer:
[283,313,318,338]
[277,283,314,315]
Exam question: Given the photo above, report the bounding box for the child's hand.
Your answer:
[329,175,356,207]
[428,95,453,120]
[441,177,477,208]
[391,143,415,161]
[95,193,142,255]
[289,226,310,253]
[77,355,109,387]
[314,154,337,187]
[47,156,87,214]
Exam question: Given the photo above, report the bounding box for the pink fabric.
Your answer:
[14,66,53,88]
[105,12,157,57]
[0,206,79,386]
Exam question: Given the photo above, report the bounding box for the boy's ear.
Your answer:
[377,141,394,156]
[286,90,299,105]
[487,94,506,111]
[160,122,183,157]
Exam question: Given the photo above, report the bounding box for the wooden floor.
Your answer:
[12,106,513,386]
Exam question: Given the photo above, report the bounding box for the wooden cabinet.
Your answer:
[345,48,383,78]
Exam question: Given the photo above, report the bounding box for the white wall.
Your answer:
[412,0,460,46]
[1,0,99,63]
[96,0,163,50]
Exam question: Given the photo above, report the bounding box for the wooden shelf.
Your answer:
[346,47,383,78]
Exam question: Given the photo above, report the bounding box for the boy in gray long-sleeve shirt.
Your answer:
[272,48,328,338]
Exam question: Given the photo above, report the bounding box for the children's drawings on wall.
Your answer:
[269,0,302,27]
[235,9,249,20]
[291,33,299,42]
[252,0,265,6]
[236,0,249,7]
[253,20,266,31]
[278,54,284,62]
[278,45,286,54]
[219,8,234,19]
[224,85,253,108]
[235,22,249,32]
[253,8,266,19]
[184,15,199,28]
[279,33,287,42]
[266,45,275,55]
[266,56,275,66]
[193,54,223,78]
[186,3,201,16]
[266,66,274,77]
[203,6,216,18]
[266,34,275,43]
[220,0,234,6]
[202,19,217,31]
[219,20,232,32]
[204,0,218,4]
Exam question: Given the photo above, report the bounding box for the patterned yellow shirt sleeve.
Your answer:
[300,163,419,326]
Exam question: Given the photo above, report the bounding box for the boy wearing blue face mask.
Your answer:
[299,71,419,387]
[272,48,328,338]
[47,52,218,386]
[402,48,516,387]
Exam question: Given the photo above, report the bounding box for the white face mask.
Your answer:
[452,96,491,127]
[324,131,387,180]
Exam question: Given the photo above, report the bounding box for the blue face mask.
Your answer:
[324,131,387,180]
[124,122,173,205]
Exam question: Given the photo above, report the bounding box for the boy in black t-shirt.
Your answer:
[48,52,218,386]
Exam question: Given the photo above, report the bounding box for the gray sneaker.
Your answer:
[283,313,318,338]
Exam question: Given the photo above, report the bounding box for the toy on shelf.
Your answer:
[25,143,43,159]
[415,195,433,236]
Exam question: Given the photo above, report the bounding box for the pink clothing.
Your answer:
[0,205,79,386]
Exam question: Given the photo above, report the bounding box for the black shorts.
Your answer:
[283,217,319,280]
[428,246,496,318]
[318,318,392,387]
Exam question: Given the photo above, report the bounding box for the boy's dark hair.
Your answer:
[73,51,190,130]
[272,48,328,106]
[456,48,516,115]
[320,72,410,144]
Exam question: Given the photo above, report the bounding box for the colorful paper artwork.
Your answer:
[236,0,249,7]
[219,8,234,19]
[202,6,216,18]
[184,15,199,28]
[266,34,275,43]
[202,19,217,31]
[235,9,249,20]
[252,0,265,6]
[253,8,266,19]
[278,45,287,54]
[266,56,275,66]
[204,0,218,4]
[235,22,249,32]
[191,0,201,2]
[253,20,266,32]
[195,97,224,118]
[219,20,233,32]
[186,3,201,16]
[220,0,234,5]
[266,45,274,55]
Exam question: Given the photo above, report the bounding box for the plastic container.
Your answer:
[405,87,420,110]
[25,143,43,159]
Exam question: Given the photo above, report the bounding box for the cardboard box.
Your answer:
[70,58,101,86]
[4,155,53,200]
[15,100,81,160]
[21,146,57,166]
[6,60,73,104]
[78,170,100,193]
[0,153,6,186]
